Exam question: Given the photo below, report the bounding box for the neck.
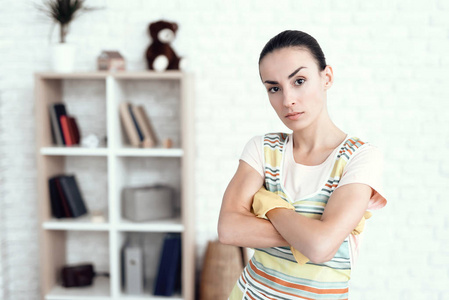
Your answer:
[291,113,346,153]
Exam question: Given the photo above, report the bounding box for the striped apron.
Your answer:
[229,132,367,300]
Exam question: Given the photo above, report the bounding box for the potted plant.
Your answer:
[37,0,99,72]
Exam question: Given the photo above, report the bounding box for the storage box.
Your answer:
[97,50,126,71]
[122,185,174,222]
[123,245,144,295]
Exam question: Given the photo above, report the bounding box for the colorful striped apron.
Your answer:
[229,132,367,300]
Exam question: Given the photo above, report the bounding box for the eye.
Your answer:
[268,87,280,93]
[294,78,305,86]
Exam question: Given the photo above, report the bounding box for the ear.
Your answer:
[322,65,334,90]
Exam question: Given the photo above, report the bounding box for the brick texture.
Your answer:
[1,0,449,299]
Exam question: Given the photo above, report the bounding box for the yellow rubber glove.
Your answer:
[252,186,373,265]
[252,186,295,219]
[251,187,310,264]
[290,247,310,265]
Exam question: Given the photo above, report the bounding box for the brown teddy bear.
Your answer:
[145,20,183,71]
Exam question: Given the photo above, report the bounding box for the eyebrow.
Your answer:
[263,66,307,84]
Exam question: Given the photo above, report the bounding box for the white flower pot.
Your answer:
[51,43,76,72]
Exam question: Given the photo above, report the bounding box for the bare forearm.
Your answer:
[218,211,289,248]
[267,209,335,263]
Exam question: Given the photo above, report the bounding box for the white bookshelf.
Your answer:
[35,71,195,300]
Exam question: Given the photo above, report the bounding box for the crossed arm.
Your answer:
[217,160,372,264]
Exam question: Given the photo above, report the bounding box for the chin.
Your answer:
[282,120,309,132]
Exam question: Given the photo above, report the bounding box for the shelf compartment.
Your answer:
[117,218,184,232]
[116,232,182,299]
[41,231,110,299]
[41,146,109,156]
[43,214,109,231]
[110,79,181,150]
[45,276,110,300]
[112,157,182,232]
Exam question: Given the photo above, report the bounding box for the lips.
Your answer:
[285,112,304,120]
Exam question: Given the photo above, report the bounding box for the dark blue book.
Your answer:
[128,104,144,142]
[51,103,68,145]
[48,177,65,218]
[59,175,88,218]
[154,233,182,296]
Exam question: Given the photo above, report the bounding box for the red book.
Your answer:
[68,116,81,144]
[60,115,74,146]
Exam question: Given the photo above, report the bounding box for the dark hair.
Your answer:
[258,30,327,71]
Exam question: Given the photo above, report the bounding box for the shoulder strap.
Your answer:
[263,132,288,196]
[324,137,368,195]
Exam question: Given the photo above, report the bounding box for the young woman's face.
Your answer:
[259,47,333,132]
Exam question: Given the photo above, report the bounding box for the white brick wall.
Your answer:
[1,0,449,299]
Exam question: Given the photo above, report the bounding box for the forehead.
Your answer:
[259,47,318,77]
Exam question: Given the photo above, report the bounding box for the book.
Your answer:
[68,116,81,144]
[58,175,88,218]
[154,233,182,296]
[133,105,158,148]
[49,103,67,145]
[119,102,141,147]
[49,177,65,218]
[128,104,144,142]
[61,115,80,146]
[54,177,73,217]
[60,115,74,146]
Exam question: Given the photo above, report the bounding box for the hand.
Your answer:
[252,186,373,265]
[252,187,295,219]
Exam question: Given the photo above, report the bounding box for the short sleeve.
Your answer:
[239,135,264,178]
[337,144,387,210]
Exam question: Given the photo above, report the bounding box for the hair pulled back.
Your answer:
[259,30,327,71]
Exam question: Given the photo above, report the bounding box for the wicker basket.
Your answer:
[200,240,244,300]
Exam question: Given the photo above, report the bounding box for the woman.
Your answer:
[218,30,387,299]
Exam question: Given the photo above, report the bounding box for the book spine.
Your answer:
[55,177,72,217]
[119,102,141,147]
[128,104,144,142]
[68,175,88,216]
[59,175,87,218]
[134,106,157,148]
[49,104,63,146]
[154,234,182,296]
[54,104,67,145]
[49,177,65,218]
[60,115,74,146]
[141,106,158,145]
[68,117,81,144]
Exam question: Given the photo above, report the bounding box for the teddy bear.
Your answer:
[145,20,184,71]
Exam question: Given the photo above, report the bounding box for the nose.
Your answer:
[282,88,296,108]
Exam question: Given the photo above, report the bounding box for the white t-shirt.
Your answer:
[239,133,387,265]
[239,134,386,209]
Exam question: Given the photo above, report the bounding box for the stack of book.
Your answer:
[153,233,182,296]
[119,102,158,148]
[48,174,88,219]
[49,103,81,146]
